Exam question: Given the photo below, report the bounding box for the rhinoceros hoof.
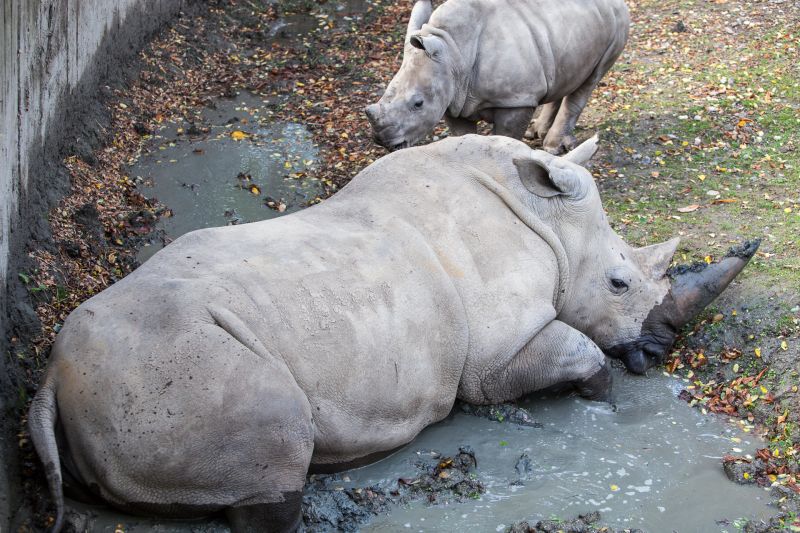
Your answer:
[574,362,613,404]
[543,134,578,155]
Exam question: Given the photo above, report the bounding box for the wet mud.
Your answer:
[509,511,641,533]
[131,92,323,262]
[459,402,542,428]
[667,239,762,278]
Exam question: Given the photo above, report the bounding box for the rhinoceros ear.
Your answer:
[406,0,433,43]
[513,153,588,200]
[409,32,445,58]
[631,237,680,279]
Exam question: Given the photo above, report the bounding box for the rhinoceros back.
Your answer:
[430,0,630,112]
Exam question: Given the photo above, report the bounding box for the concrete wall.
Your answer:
[0,0,184,528]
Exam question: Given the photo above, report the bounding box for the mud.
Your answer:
[301,446,482,532]
[459,402,542,428]
[131,92,323,262]
[667,239,761,278]
[508,511,641,533]
[356,368,777,532]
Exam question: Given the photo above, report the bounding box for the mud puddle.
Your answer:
[269,0,374,42]
[354,368,776,532]
[131,92,322,263]
[64,368,777,532]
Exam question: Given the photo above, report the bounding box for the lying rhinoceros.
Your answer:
[365,0,630,154]
[30,135,756,532]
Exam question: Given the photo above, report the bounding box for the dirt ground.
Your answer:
[9,0,800,530]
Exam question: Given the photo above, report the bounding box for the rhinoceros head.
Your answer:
[365,1,456,150]
[511,137,759,374]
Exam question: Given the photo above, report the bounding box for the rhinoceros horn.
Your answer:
[665,239,761,327]
[618,239,760,375]
[406,0,432,42]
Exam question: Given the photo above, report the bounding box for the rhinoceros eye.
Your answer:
[610,278,629,294]
[413,99,424,109]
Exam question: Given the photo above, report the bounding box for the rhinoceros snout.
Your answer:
[364,104,381,125]
[620,349,650,375]
[607,338,670,375]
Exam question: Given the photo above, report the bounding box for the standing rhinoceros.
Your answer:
[365,0,630,154]
[29,135,755,533]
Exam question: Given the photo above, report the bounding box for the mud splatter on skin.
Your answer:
[666,240,762,278]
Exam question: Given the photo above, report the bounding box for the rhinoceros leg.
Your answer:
[543,46,624,154]
[226,493,303,533]
[445,114,478,136]
[524,101,561,141]
[480,320,610,404]
[542,89,592,154]
[492,107,536,140]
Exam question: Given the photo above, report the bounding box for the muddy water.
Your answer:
[356,368,775,532]
[74,369,775,532]
[269,0,373,41]
[132,92,323,263]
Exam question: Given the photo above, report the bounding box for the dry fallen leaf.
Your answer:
[677,204,701,213]
[231,130,248,140]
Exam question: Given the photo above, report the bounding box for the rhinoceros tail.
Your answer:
[28,374,64,532]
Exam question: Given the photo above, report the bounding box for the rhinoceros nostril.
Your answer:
[365,105,380,124]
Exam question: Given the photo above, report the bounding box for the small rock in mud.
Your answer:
[514,453,534,478]
[737,513,800,533]
[459,401,542,427]
[508,511,642,533]
[186,122,206,136]
[61,241,82,258]
[73,203,107,254]
[301,475,390,532]
[403,445,484,503]
[301,446,485,531]
[722,457,764,484]
[63,508,94,532]
[133,122,151,136]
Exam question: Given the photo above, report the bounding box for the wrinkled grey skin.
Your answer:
[29,136,754,533]
[365,0,630,154]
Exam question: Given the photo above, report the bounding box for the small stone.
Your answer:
[707,190,720,196]
[713,313,724,323]
[508,521,532,533]
[723,460,757,484]
[515,453,534,477]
